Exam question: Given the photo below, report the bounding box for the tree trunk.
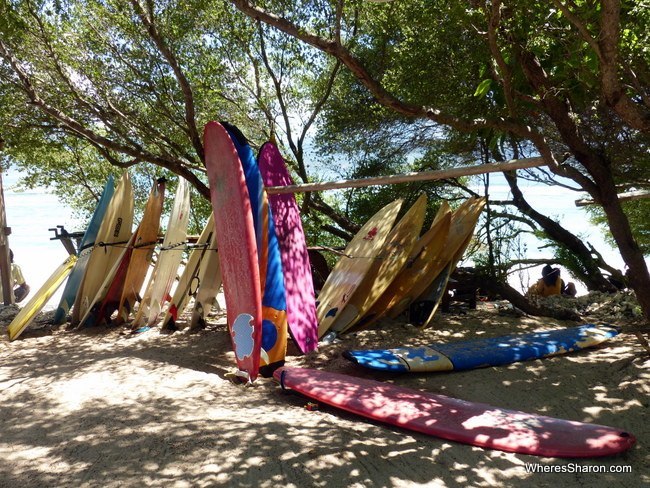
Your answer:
[503,172,617,291]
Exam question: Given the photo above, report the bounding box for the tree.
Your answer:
[0,0,354,237]
[230,0,650,329]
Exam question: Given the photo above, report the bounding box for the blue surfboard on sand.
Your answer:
[343,324,620,373]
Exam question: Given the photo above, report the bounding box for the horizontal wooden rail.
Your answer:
[265,157,546,194]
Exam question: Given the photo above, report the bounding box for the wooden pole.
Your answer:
[0,138,14,305]
[575,190,650,207]
[266,157,546,195]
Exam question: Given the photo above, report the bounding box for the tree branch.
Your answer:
[0,39,209,198]
[229,0,556,150]
[599,0,650,132]
[130,0,204,162]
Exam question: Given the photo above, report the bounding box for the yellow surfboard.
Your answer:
[361,201,452,328]
[328,193,428,335]
[413,197,486,328]
[7,255,77,341]
[72,171,134,325]
[316,199,403,338]
[387,197,485,320]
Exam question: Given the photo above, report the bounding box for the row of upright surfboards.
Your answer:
[7,173,220,341]
[8,122,484,385]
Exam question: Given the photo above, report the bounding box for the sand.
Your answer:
[0,297,647,487]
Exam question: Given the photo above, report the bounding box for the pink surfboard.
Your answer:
[258,142,318,354]
[204,121,262,382]
[274,367,635,458]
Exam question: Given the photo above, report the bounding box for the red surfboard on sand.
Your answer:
[258,142,318,354]
[204,121,262,382]
[274,367,635,458]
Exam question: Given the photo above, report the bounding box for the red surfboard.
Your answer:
[204,121,262,382]
[274,367,635,458]
[258,142,318,354]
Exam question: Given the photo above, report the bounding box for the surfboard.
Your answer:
[132,177,190,329]
[7,255,77,340]
[343,324,621,373]
[327,193,428,336]
[189,225,222,330]
[204,121,262,382]
[225,123,287,377]
[77,229,138,327]
[360,201,452,329]
[258,142,318,354]
[413,197,486,328]
[317,199,403,339]
[274,367,635,458]
[117,178,166,323]
[53,176,115,325]
[162,214,215,331]
[81,178,166,327]
[72,171,134,325]
[386,197,485,327]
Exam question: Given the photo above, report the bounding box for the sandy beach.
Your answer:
[0,294,647,487]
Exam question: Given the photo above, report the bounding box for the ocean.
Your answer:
[3,169,82,309]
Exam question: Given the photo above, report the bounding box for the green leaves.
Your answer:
[474,79,492,98]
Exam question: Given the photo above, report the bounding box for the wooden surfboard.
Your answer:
[204,121,262,382]
[360,201,452,328]
[132,177,190,329]
[225,123,288,377]
[343,324,621,372]
[162,214,215,331]
[328,193,428,336]
[7,255,77,341]
[53,176,115,325]
[317,199,403,339]
[258,142,318,355]
[117,178,166,323]
[274,367,635,458]
[72,171,134,325]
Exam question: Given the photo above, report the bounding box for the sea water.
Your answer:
[3,169,82,310]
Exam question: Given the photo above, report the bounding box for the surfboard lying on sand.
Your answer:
[343,324,621,373]
[274,366,635,458]
[258,142,318,354]
[204,121,262,382]
[8,255,77,341]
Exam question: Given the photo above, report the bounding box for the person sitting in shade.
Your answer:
[0,249,30,303]
[527,264,577,298]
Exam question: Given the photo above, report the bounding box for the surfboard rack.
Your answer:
[49,225,84,256]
